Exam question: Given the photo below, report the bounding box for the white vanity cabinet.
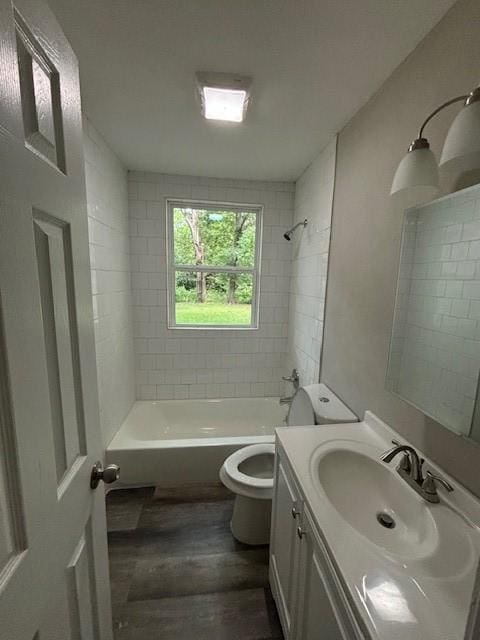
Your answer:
[269,454,302,636]
[270,447,366,640]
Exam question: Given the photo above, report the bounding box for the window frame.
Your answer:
[166,198,263,330]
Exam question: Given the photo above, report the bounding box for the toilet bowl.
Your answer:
[220,443,275,500]
[219,443,275,545]
[219,383,358,545]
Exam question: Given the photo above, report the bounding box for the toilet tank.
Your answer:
[287,383,358,427]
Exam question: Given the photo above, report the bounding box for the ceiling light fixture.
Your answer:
[196,72,252,123]
[390,84,480,208]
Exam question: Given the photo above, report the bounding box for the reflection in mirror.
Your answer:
[386,184,480,442]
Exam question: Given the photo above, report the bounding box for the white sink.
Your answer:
[311,440,476,578]
[276,413,480,640]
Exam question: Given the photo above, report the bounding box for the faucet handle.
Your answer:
[398,452,411,474]
[422,471,454,501]
[282,369,300,390]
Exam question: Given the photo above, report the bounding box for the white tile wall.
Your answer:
[128,172,295,400]
[83,117,135,447]
[285,138,337,388]
[387,184,480,435]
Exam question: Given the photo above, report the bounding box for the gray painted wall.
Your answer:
[322,0,480,497]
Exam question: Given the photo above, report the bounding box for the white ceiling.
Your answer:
[48,0,456,181]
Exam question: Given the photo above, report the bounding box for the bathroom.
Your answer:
[1,0,480,638]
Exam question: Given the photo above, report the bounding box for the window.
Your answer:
[167,200,262,328]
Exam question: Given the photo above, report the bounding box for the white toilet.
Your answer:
[219,383,358,544]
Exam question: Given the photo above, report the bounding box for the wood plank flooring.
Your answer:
[106,484,284,640]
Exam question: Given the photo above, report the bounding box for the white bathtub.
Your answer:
[106,398,287,486]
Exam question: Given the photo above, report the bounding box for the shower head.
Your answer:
[283,219,307,241]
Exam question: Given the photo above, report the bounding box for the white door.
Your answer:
[0,1,114,638]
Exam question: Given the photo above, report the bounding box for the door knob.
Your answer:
[90,461,120,489]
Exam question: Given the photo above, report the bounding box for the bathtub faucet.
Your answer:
[282,368,300,391]
[280,368,300,406]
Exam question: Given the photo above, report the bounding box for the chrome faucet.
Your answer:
[381,441,454,503]
[381,443,423,484]
[282,368,300,390]
[280,368,300,405]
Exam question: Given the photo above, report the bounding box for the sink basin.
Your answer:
[312,444,475,576]
[313,446,439,559]
[277,418,480,640]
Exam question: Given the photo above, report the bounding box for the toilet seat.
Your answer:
[220,443,275,500]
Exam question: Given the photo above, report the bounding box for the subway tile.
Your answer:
[146,201,165,220]
[85,118,135,447]
[468,239,480,259]
[451,242,469,260]
[444,224,462,244]
[189,384,206,399]
[463,282,480,300]
[137,182,157,201]
[462,220,480,241]
[156,385,174,400]
[451,299,470,318]
[129,201,147,219]
[129,171,298,400]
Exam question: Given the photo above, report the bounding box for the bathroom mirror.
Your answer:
[386,183,480,443]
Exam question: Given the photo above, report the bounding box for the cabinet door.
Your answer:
[269,452,301,637]
[295,508,360,640]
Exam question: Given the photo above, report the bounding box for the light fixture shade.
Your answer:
[390,147,439,208]
[440,99,480,174]
[202,87,246,122]
[196,72,251,123]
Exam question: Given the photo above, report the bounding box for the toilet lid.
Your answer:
[287,388,315,426]
[223,443,275,489]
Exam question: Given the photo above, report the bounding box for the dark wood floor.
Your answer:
[106,484,284,640]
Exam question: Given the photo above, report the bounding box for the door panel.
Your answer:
[300,551,345,640]
[33,211,86,486]
[295,517,346,640]
[294,507,363,640]
[66,528,97,640]
[0,1,113,638]
[14,8,66,172]
[0,296,27,574]
[270,454,301,637]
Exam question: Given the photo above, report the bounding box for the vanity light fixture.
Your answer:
[390,84,480,208]
[196,71,252,123]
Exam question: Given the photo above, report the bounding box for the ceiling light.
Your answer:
[203,87,246,122]
[196,72,251,123]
